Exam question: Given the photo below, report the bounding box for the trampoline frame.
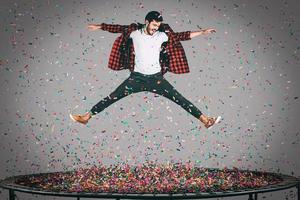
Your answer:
[0,171,299,200]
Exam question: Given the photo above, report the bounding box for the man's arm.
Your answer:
[88,23,129,33]
[169,31,192,41]
[169,28,216,42]
[190,28,216,38]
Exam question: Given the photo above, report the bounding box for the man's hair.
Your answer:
[145,11,163,22]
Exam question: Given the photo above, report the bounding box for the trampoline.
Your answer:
[0,163,299,200]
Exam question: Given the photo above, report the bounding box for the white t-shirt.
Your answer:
[130,29,168,75]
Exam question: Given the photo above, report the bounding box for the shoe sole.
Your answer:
[208,116,222,130]
[69,114,77,122]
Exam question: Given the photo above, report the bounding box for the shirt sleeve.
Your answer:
[170,31,191,42]
[100,23,129,33]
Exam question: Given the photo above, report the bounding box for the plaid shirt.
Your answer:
[101,23,191,74]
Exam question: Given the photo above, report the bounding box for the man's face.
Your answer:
[145,20,162,35]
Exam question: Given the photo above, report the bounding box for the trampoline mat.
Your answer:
[2,163,293,195]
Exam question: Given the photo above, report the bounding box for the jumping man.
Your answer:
[70,11,221,129]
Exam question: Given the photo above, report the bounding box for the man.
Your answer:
[70,11,221,129]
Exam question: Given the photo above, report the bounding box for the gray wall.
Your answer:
[0,0,299,199]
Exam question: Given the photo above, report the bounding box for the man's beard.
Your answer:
[146,26,156,35]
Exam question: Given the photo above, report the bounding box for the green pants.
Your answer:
[90,71,202,119]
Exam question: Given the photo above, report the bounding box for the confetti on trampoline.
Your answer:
[15,163,283,194]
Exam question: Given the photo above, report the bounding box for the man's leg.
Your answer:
[151,77,202,119]
[90,77,137,115]
[150,77,221,129]
[70,73,143,124]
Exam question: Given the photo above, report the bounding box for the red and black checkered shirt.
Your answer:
[101,23,191,74]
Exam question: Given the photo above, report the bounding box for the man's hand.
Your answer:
[201,28,216,35]
[88,24,102,31]
[190,28,216,38]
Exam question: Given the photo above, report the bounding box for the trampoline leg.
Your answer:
[9,189,15,200]
[254,193,258,200]
[297,184,300,200]
[248,194,254,200]
[77,197,80,200]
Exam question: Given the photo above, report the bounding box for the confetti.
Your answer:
[14,162,283,193]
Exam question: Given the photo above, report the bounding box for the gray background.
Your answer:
[0,0,299,199]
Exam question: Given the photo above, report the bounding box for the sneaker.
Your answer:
[69,113,91,125]
[205,116,222,130]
